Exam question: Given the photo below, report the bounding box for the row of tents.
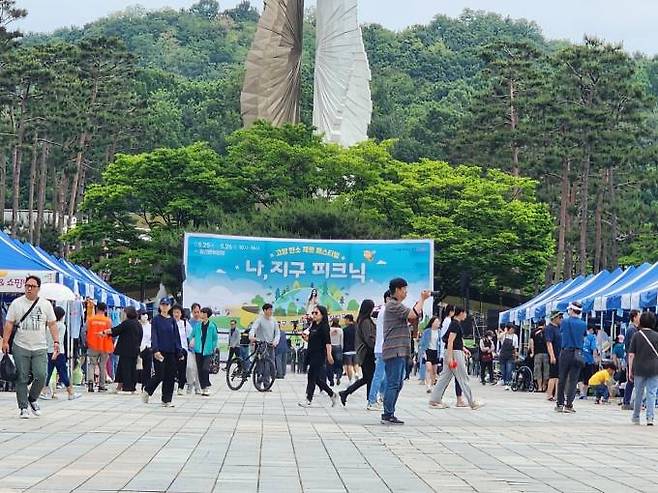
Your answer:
[499,262,658,326]
[0,230,143,309]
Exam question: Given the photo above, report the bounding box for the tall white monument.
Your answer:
[240,0,372,147]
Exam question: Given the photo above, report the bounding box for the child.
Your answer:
[588,362,617,404]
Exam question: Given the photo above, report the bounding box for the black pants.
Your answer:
[344,352,375,401]
[557,349,582,408]
[176,352,187,389]
[480,360,494,383]
[195,353,211,389]
[140,348,153,390]
[117,356,138,391]
[307,361,334,402]
[227,347,239,363]
[145,352,177,403]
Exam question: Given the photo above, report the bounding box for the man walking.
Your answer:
[86,302,113,392]
[556,302,587,413]
[381,278,430,425]
[226,319,240,365]
[622,310,640,410]
[2,275,59,418]
[529,320,550,393]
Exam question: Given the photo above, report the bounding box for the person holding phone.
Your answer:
[298,305,338,408]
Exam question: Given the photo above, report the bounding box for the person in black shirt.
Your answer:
[429,307,482,410]
[298,305,338,408]
[530,321,550,392]
[342,314,357,384]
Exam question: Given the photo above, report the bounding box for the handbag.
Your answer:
[208,349,220,374]
[0,354,17,382]
[8,297,40,353]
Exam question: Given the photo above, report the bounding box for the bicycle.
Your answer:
[225,341,276,392]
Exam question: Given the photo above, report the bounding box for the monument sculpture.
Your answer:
[241,0,372,147]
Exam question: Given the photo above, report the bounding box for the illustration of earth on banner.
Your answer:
[183,234,434,327]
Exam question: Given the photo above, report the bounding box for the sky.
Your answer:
[15,0,658,55]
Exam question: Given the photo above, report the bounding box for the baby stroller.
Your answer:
[511,358,535,392]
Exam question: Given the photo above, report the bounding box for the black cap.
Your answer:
[389,277,408,292]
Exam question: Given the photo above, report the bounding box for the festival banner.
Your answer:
[183,234,434,327]
[0,270,57,293]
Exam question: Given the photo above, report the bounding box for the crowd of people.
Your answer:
[2,275,658,428]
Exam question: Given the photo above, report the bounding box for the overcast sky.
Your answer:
[15,0,658,55]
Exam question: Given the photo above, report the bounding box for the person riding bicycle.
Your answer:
[249,303,280,387]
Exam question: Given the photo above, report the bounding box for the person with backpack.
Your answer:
[628,311,658,426]
[2,275,59,418]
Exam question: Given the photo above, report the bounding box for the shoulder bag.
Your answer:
[638,330,658,359]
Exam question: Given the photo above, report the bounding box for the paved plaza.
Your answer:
[0,373,657,493]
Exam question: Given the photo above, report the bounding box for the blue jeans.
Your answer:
[593,384,609,401]
[383,357,406,417]
[632,375,658,422]
[501,358,515,385]
[369,353,387,404]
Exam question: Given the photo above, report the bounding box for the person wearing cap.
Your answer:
[142,297,184,407]
[544,310,563,401]
[556,302,587,413]
[380,277,431,425]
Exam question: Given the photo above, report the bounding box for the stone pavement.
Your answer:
[0,373,657,493]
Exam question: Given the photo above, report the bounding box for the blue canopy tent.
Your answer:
[596,262,658,311]
[528,275,590,321]
[552,268,625,312]
[0,233,57,292]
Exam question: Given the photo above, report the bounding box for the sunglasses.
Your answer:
[311,311,319,315]
[25,284,39,289]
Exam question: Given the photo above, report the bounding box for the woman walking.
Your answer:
[298,305,338,408]
[142,298,183,407]
[338,300,376,407]
[42,306,81,401]
[419,317,441,393]
[102,306,142,393]
[171,305,189,396]
[186,303,202,394]
[628,311,658,426]
[429,307,482,410]
[189,307,218,396]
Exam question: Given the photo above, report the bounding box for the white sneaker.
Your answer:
[68,393,82,401]
[298,400,312,408]
[162,402,175,408]
[330,393,339,407]
[177,389,184,396]
[367,402,382,411]
[19,409,30,419]
[28,401,41,417]
[504,385,510,391]
[202,389,210,396]
[186,386,193,395]
[141,391,149,404]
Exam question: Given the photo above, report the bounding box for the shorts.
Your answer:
[580,363,596,383]
[533,353,550,382]
[343,352,356,365]
[549,359,560,379]
[425,349,439,365]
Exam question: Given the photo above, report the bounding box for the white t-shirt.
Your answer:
[429,328,439,350]
[46,321,67,354]
[375,308,385,354]
[439,317,452,358]
[7,296,56,352]
[177,319,189,353]
[140,322,152,350]
[498,333,519,351]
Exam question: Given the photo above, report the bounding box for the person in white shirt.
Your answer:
[138,311,152,391]
[439,305,467,406]
[367,290,391,410]
[2,275,59,418]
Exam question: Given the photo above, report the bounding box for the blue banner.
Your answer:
[183,234,433,326]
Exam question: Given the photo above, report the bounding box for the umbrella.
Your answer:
[39,283,76,301]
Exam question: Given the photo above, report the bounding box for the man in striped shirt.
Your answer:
[381,277,431,425]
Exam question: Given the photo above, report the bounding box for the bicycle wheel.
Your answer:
[252,358,276,392]
[226,357,248,391]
